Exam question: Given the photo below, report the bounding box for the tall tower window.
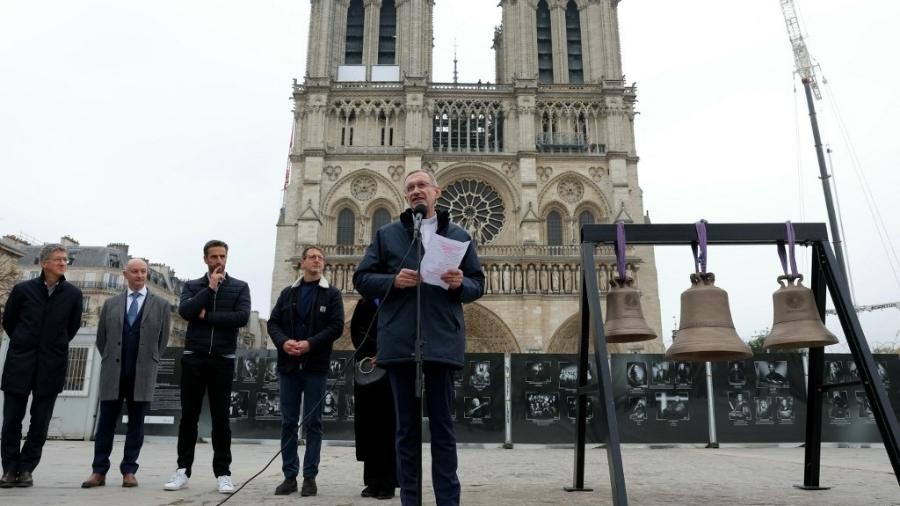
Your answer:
[337,208,356,246]
[546,210,563,246]
[345,0,364,65]
[578,210,595,228]
[536,0,553,84]
[565,1,584,84]
[371,208,391,241]
[378,0,397,64]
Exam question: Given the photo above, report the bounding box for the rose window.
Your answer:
[437,179,505,244]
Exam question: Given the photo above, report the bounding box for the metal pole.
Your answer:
[705,361,719,448]
[503,353,513,449]
[801,78,849,284]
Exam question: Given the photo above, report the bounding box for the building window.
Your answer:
[345,0,364,64]
[578,210,595,227]
[547,210,563,246]
[337,208,356,246]
[61,346,91,396]
[371,208,391,241]
[536,0,553,84]
[340,112,356,146]
[566,0,584,84]
[438,179,506,244]
[378,0,396,64]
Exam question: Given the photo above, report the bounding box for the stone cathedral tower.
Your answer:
[272,0,664,353]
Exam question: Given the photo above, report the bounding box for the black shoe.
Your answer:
[274,477,297,495]
[300,477,317,497]
[0,472,17,488]
[361,485,374,497]
[375,486,395,500]
[15,471,33,488]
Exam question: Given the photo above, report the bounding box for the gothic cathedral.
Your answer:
[271,0,664,353]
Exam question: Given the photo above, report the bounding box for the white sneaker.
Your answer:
[164,468,189,491]
[217,475,235,494]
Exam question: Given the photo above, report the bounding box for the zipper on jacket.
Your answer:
[209,289,218,354]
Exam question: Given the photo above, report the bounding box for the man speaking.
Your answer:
[353,169,484,506]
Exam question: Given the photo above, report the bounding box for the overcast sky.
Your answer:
[1,1,898,350]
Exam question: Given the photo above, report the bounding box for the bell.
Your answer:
[764,276,838,350]
[605,276,658,343]
[666,273,753,363]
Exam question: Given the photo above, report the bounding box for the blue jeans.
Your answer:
[279,369,327,479]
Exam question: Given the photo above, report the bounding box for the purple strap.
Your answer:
[691,220,708,274]
[777,221,799,279]
[615,221,627,280]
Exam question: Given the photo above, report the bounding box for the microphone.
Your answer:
[413,204,428,220]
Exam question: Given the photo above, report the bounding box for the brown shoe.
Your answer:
[122,473,138,488]
[81,473,106,488]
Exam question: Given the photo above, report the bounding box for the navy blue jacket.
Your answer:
[1,274,83,396]
[353,208,484,368]
[267,277,344,374]
[178,274,251,355]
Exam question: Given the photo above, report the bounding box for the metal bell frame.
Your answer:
[568,222,900,506]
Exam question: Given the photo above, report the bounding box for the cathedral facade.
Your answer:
[272,0,664,354]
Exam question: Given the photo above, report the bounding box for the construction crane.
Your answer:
[779,0,848,282]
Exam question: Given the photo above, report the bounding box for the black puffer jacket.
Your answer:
[178,274,251,355]
[267,277,344,374]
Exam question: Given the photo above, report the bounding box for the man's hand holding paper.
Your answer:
[421,234,470,289]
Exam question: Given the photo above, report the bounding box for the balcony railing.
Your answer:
[319,243,620,258]
[68,280,125,291]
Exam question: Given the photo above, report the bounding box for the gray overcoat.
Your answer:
[95,291,171,402]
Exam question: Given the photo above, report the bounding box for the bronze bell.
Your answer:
[764,275,838,350]
[605,276,658,343]
[666,272,753,363]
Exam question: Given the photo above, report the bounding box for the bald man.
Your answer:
[82,259,171,489]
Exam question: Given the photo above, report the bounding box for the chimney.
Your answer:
[60,235,80,247]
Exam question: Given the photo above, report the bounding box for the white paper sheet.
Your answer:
[420,234,470,289]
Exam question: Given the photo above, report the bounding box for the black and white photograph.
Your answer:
[240,357,259,383]
[264,358,278,383]
[755,396,774,423]
[229,390,249,419]
[727,391,752,422]
[846,361,859,380]
[566,396,593,420]
[327,358,346,381]
[322,390,339,419]
[558,362,578,390]
[626,361,648,390]
[776,396,794,422]
[525,392,559,421]
[655,392,689,421]
[468,360,492,390]
[651,361,672,387]
[754,360,789,388]
[674,362,692,386]
[344,392,355,420]
[453,369,464,388]
[627,396,647,422]
[525,361,552,386]
[728,361,746,386]
[825,360,846,384]
[828,391,850,420]
[255,392,280,418]
[855,391,873,418]
[464,396,491,419]
[876,361,891,387]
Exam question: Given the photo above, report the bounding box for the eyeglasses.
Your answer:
[405,181,433,194]
[48,257,69,264]
[304,254,325,261]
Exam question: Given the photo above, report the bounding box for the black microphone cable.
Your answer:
[217,233,417,505]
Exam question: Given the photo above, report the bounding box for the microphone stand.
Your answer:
[412,211,424,506]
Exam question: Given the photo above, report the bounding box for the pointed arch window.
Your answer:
[536,0,553,84]
[578,210,595,228]
[337,208,356,246]
[345,0,364,65]
[547,210,563,246]
[371,207,391,241]
[565,0,584,83]
[378,0,396,64]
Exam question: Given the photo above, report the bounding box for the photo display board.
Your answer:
[424,353,505,443]
[820,353,900,443]
[711,353,806,443]
[611,354,710,444]
[509,353,604,444]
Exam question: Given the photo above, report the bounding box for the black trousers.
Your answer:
[1,391,57,474]
[176,353,234,477]
[91,377,149,476]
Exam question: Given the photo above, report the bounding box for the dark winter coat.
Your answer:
[1,274,83,396]
[178,273,251,356]
[352,208,484,369]
[267,276,344,374]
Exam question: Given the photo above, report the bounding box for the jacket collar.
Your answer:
[38,271,66,289]
[400,208,450,234]
[291,276,330,289]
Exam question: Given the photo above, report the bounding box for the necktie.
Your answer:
[128,292,141,325]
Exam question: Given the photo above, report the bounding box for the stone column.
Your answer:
[549,0,568,83]
[363,0,382,69]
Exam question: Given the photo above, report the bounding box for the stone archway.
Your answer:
[547,311,638,354]
[463,303,521,353]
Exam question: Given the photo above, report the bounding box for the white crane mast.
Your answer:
[780,0,822,99]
